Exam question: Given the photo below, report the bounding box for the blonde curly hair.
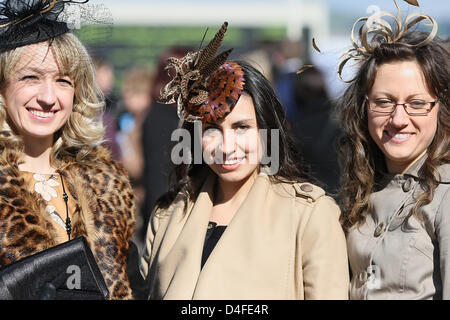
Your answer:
[0,32,105,163]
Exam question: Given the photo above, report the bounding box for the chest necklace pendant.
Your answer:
[59,174,72,241]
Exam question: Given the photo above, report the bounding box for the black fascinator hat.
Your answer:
[0,0,90,51]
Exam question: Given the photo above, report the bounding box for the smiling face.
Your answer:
[2,42,75,146]
[201,93,261,184]
[367,60,439,173]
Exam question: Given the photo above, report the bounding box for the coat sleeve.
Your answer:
[436,188,450,299]
[300,196,349,299]
[139,211,160,280]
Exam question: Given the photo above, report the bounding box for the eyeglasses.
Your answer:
[365,96,439,115]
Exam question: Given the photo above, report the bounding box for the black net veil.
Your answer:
[0,0,113,52]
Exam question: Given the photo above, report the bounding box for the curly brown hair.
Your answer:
[338,31,450,232]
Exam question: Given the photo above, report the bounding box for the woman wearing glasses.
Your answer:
[337,1,450,299]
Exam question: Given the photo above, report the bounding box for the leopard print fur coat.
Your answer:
[0,144,136,299]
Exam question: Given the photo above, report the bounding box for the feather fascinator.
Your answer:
[0,0,103,51]
[338,0,438,82]
[159,22,245,123]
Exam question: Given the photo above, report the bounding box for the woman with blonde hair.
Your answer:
[337,1,450,299]
[0,0,137,299]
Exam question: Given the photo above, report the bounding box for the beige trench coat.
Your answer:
[140,173,349,300]
[347,156,450,299]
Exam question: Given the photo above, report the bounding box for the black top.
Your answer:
[201,222,227,269]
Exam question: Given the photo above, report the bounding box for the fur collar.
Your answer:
[0,144,136,299]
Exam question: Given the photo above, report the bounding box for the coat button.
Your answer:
[300,184,313,192]
[358,271,368,284]
[374,222,386,237]
[402,177,414,192]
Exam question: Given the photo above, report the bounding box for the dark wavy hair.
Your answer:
[155,60,310,210]
[338,31,450,232]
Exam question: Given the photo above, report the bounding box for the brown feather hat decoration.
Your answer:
[338,0,437,83]
[159,22,245,123]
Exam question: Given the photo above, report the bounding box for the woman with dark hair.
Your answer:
[140,23,349,300]
[337,1,450,299]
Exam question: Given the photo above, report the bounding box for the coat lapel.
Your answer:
[370,155,426,230]
[193,173,294,298]
[155,172,296,299]
[155,174,215,299]
[197,173,271,271]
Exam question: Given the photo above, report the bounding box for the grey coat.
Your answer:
[347,156,450,299]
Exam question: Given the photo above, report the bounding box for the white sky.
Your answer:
[101,0,449,20]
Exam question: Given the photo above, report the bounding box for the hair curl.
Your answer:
[0,32,105,164]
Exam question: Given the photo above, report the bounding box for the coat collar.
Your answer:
[150,173,214,299]
[370,154,425,226]
[379,152,449,184]
[369,152,449,231]
[0,144,134,299]
[404,152,427,178]
[199,173,272,268]
[152,172,281,299]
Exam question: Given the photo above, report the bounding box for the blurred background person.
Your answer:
[92,54,121,160]
[274,39,305,122]
[139,47,190,243]
[116,67,155,241]
[263,37,341,195]
[290,66,341,195]
[240,42,275,83]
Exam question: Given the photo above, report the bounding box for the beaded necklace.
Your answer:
[59,174,71,241]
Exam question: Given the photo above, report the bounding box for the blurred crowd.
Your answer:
[93,38,342,251]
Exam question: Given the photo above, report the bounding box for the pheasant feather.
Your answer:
[196,22,228,72]
[159,22,245,123]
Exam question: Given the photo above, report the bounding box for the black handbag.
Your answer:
[0,236,109,300]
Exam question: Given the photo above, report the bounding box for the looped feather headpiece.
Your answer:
[159,22,245,123]
[338,0,438,83]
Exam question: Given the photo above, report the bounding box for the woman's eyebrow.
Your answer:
[203,122,220,129]
[371,92,396,99]
[371,92,431,100]
[404,93,432,100]
[232,119,254,125]
[16,67,59,76]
